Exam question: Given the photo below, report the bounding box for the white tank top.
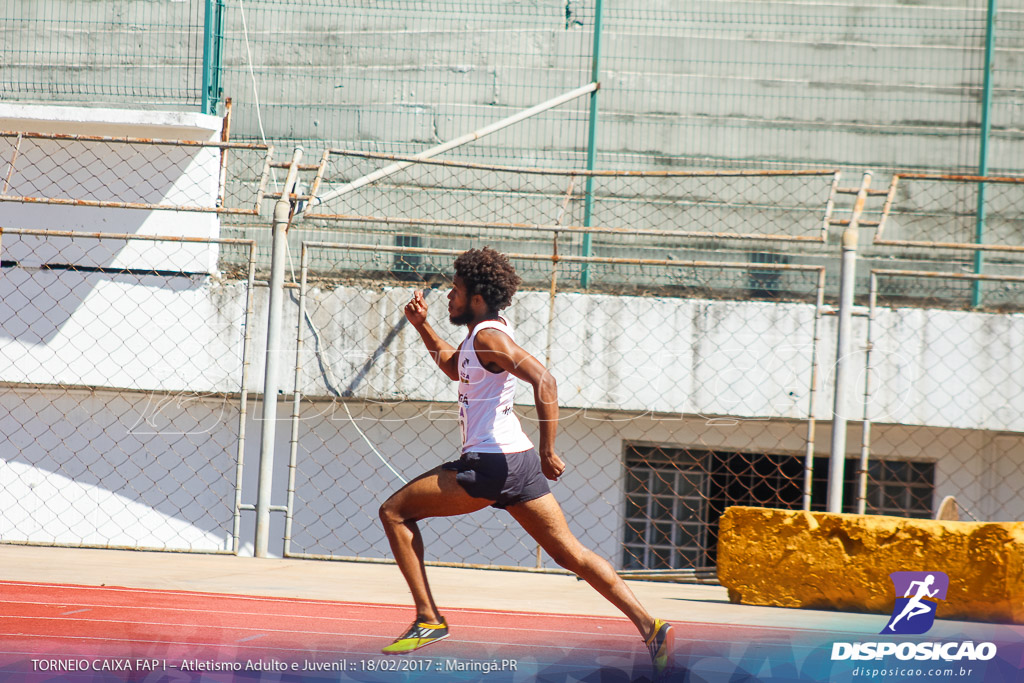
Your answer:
[457,318,535,454]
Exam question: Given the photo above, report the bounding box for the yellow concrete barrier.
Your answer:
[717,506,1024,624]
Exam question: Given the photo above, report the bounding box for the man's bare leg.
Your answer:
[379,466,492,623]
[506,493,656,638]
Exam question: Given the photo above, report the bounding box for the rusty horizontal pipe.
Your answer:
[0,130,271,150]
[872,239,1024,254]
[264,192,312,200]
[897,172,1024,184]
[832,219,881,227]
[323,149,838,179]
[0,227,257,246]
[871,267,1024,283]
[268,163,321,171]
[0,195,259,215]
[302,240,826,273]
[301,213,825,243]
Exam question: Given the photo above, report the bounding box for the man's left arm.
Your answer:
[475,329,565,481]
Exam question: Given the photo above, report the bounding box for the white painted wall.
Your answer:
[0,272,248,392]
[4,277,1023,429]
[290,284,1024,433]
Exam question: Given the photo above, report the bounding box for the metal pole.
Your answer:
[580,0,603,288]
[201,0,215,114]
[231,241,258,554]
[857,272,879,515]
[214,0,225,110]
[827,171,871,514]
[972,0,997,307]
[254,147,303,558]
[296,84,598,218]
[803,268,826,511]
[283,244,310,558]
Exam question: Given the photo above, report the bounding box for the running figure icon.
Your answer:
[887,574,939,632]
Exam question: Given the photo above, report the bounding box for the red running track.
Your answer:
[0,580,840,682]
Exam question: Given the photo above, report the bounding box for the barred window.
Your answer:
[622,445,709,571]
[623,444,936,571]
[869,460,934,517]
[811,458,936,519]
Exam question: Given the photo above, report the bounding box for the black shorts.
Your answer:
[441,448,551,509]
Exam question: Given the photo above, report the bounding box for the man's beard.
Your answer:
[449,308,474,326]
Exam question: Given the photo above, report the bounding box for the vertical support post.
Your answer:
[803,268,826,511]
[857,272,879,515]
[284,243,310,558]
[201,0,224,115]
[580,0,603,288]
[254,147,303,558]
[972,0,998,307]
[3,133,22,196]
[231,240,258,553]
[827,172,871,514]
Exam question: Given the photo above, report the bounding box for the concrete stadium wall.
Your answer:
[214,0,1024,172]
[10,1,1021,173]
[3,278,1023,431]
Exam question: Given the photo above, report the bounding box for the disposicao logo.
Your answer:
[830,570,998,663]
[882,571,948,635]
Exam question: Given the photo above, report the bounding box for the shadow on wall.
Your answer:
[0,389,240,552]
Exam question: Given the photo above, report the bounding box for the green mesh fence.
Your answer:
[596,1,1016,174]
[213,0,1024,178]
[2,1,1021,176]
[1,0,207,107]
[219,0,595,168]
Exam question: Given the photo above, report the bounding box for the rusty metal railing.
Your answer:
[1,131,274,216]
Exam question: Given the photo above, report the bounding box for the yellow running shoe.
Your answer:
[645,618,675,678]
[381,619,450,654]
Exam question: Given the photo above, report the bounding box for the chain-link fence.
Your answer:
[860,270,1024,522]
[218,0,596,168]
[209,0,1022,175]
[9,2,1023,171]
[223,149,840,279]
[2,129,1023,579]
[595,2,1024,175]
[233,0,992,175]
[0,229,257,553]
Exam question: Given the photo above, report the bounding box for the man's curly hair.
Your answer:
[453,247,521,313]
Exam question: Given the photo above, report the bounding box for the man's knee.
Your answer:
[547,545,586,574]
[379,498,403,526]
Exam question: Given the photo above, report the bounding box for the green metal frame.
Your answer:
[202,0,225,115]
[973,0,998,307]
[580,0,603,288]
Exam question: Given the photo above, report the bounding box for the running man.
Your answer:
[888,574,939,632]
[378,247,674,675]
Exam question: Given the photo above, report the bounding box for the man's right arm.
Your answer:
[405,290,459,381]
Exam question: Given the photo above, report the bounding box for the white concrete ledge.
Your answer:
[0,104,222,140]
